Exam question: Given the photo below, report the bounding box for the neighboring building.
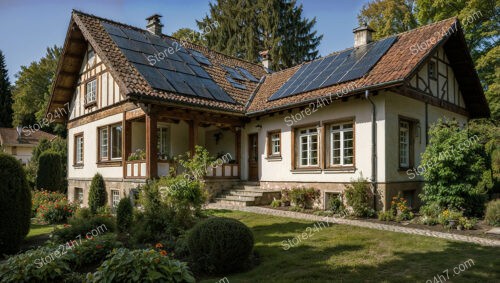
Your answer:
[0,127,56,165]
[47,11,489,210]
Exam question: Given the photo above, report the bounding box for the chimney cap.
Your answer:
[353,22,375,33]
[146,14,162,21]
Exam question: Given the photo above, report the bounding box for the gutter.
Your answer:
[365,90,378,210]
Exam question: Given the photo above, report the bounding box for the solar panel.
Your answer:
[268,36,397,101]
[226,76,246,90]
[102,20,235,104]
[236,67,259,82]
[188,49,212,66]
[222,65,246,81]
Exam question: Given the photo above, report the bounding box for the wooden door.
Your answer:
[248,133,259,181]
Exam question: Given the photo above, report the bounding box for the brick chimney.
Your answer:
[259,50,271,69]
[353,23,375,47]
[146,14,163,35]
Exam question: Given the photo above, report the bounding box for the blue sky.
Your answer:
[0,0,369,83]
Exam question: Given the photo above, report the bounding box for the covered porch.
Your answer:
[121,105,243,180]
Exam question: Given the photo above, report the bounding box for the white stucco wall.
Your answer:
[241,94,386,183]
[68,113,123,179]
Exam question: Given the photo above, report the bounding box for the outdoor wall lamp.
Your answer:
[256,124,262,130]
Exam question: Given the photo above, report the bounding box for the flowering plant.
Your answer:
[36,198,78,224]
[32,190,67,217]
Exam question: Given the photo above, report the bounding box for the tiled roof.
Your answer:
[72,11,266,113]
[247,18,459,114]
[0,128,56,147]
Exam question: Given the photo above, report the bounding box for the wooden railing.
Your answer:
[206,163,239,178]
[125,160,147,178]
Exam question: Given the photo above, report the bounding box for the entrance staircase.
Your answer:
[214,182,281,207]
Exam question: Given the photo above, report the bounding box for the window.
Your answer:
[74,133,84,165]
[399,120,411,168]
[329,122,354,166]
[157,127,170,159]
[267,131,281,157]
[74,188,83,204]
[428,60,437,79]
[87,49,95,67]
[98,123,122,162]
[86,79,97,104]
[111,190,120,209]
[297,127,318,167]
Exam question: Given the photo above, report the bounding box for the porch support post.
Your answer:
[122,113,132,178]
[188,120,198,156]
[146,113,158,178]
[235,129,241,177]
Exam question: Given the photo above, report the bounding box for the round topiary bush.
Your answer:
[89,173,107,214]
[36,151,62,191]
[187,217,254,274]
[116,197,133,232]
[0,153,31,254]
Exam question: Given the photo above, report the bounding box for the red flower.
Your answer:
[96,245,103,249]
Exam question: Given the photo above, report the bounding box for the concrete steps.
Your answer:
[212,182,281,207]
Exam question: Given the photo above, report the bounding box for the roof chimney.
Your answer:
[259,50,271,70]
[146,14,163,35]
[353,23,375,47]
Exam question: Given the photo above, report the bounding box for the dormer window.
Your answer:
[85,79,97,105]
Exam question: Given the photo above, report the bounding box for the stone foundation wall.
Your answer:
[68,178,146,207]
[260,181,424,211]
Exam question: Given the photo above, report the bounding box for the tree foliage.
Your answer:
[171,28,206,45]
[26,137,67,190]
[0,50,13,128]
[419,119,494,216]
[0,153,31,254]
[12,46,61,127]
[89,173,107,214]
[197,0,322,70]
[358,0,500,119]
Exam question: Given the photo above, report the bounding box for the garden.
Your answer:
[0,147,256,282]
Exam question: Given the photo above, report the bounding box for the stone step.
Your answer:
[221,195,257,202]
[230,190,264,197]
[232,185,262,191]
[215,198,255,206]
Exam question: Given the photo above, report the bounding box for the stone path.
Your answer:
[206,203,500,247]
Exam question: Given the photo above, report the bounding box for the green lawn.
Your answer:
[202,210,500,283]
[26,223,57,239]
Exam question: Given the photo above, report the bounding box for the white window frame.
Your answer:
[75,135,84,164]
[330,123,354,166]
[86,79,97,104]
[99,127,108,161]
[110,124,122,160]
[298,127,318,167]
[399,121,410,168]
[271,133,280,155]
[75,188,84,204]
[111,190,120,209]
[157,126,170,158]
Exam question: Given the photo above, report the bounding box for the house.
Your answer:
[46,10,489,210]
[0,127,56,165]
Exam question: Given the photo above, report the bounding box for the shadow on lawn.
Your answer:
[219,220,500,283]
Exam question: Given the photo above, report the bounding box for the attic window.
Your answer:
[87,49,96,67]
[85,79,97,105]
[428,60,437,79]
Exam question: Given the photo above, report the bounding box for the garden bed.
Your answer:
[262,205,500,240]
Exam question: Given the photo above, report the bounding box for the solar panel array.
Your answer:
[268,36,397,101]
[101,22,235,103]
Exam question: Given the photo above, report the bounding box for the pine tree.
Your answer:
[0,50,13,127]
[197,0,322,70]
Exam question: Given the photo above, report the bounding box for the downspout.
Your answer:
[365,90,378,210]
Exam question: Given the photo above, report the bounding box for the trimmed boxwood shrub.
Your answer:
[89,173,107,214]
[0,153,31,254]
[116,197,133,233]
[36,151,62,192]
[187,217,254,274]
[52,215,115,243]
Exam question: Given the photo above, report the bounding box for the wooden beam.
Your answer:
[146,113,158,178]
[236,130,241,177]
[188,120,199,156]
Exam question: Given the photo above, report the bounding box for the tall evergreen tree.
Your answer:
[197,0,322,70]
[0,50,13,128]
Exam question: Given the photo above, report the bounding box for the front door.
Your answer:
[248,133,259,181]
